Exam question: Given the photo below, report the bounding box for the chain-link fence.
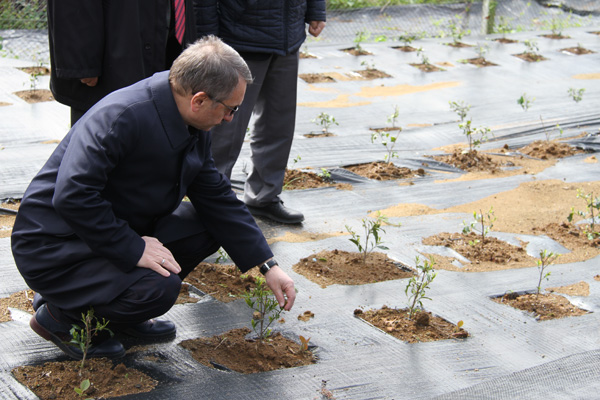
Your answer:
[0,0,599,63]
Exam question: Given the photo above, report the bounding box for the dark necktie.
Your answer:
[174,0,185,44]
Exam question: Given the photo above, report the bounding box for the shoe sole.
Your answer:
[30,315,125,360]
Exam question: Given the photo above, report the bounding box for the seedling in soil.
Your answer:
[317,168,333,182]
[449,100,471,123]
[459,119,492,153]
[568,189,600,240]
[387,105,400,129]
[345,212,390,264]
[447,17,470,45]
[539,116,562,142]
[312,112,338,134]
[405,255,437,320]
[523,39,540,57]
[360,59,376,71]
[416,47,431,66]
[462,207,496,247]
[74,378,91,398]
[475,43,489,59]
[494,15,516,38]
[215,247,230,264]
[371,129,401,164]
[568,87,585,103]
[299,335,311,353]
[517,93,535,112]
[70,308,113,374]
[353,30,370,53]
[397,33,422,47]
[536,249,560,295]
[243,276,284,341]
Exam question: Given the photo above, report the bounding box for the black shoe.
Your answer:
[32,292,46,311]
[122,319,176,339]
[246,201,304,224]
[30,304,125,360]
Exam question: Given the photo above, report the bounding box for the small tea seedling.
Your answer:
[416,47,431,66]
[539,116,562,142]
[74,379,91,398]
[462,207,496,246]
[215,247,230,264]
[70,308,113,374]
[312,112,338,134]
[299,335,311,354]
[449,100,471,123]
[476,42,489,59]
[317,168,333,182]
[536,249,560,295]
[345,212,390,264]
[405,255,437,320]
[397,33,422,47]
[371,129,401,164]
[568,87,585,103]
[387,105,400,129]
[460,119,492,153]
[360,59,376,71]
[517,93,535,112]
[243,276,284,341]
[446,16,470,44]
[523,39,540,56]
[494,15,515,38]
[454,320,464,333]
[568,189,600,240]
[353,30,369,53]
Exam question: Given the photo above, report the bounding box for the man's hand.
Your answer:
[308,21,326,38]
[80,77,98,87]
[136,236,181,277]
[264,265,296,311]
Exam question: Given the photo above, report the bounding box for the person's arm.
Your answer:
[47,0,104,82]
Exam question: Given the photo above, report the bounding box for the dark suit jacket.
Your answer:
[48,0,197,112]
[11,71,272,309]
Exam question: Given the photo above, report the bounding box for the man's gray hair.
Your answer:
[169,35,253,101]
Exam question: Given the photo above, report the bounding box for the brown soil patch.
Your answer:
[518,140,585,159]
[344,161,426,181]
[355,306,468,343]
[353,68,391,80]
[342,47,372,56]
[267,230,348,245]
[18,66,50,75]
[432,148,502,173]
[182,262,261,302]
[589,31,600,36]
[410,63,444,72]
[292,249,414,288]
[422,232,538,272]
[493,292,589,321]
[12,358,157,400]
[283,169,339,190]
[298,73,336,83]
[0,101,11,106]
[514,52,548,62]
[540,34,570,40]
[13,89,54,103]
[393,45,418,52]
[445,42,473,48]
[304,131,335,138]
[0,289,34,322]
[179,327,315,374]
[494,38,519,44]
[560,46,595,55]
[464,57,498,67]
[548,281,589,297]
[300,52,317,59]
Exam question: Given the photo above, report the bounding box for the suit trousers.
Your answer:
[52,202,220,329]
[210,51,299,207]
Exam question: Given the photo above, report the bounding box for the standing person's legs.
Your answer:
[209,57,266,178]
[243,51,303,223]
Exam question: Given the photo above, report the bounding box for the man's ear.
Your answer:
[190,91,210,112]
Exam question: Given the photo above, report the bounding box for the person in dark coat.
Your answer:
[47,0,197,125]
[11,36,296,360]
[194,0,326,224]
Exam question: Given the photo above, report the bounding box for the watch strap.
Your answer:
[259,259,278,275]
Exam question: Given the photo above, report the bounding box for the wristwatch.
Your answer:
[259,259,278,275]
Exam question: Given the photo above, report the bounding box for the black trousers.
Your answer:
[51,202,220,330]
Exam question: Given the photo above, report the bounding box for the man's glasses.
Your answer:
[207,94,239,116]
[216,100,239,116]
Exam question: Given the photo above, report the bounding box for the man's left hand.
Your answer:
[308,21,326,38]
[264,265,296,311]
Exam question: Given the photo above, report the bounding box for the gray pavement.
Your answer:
[1,18,600,400]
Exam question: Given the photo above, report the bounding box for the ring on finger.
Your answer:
[160,258,166,266]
